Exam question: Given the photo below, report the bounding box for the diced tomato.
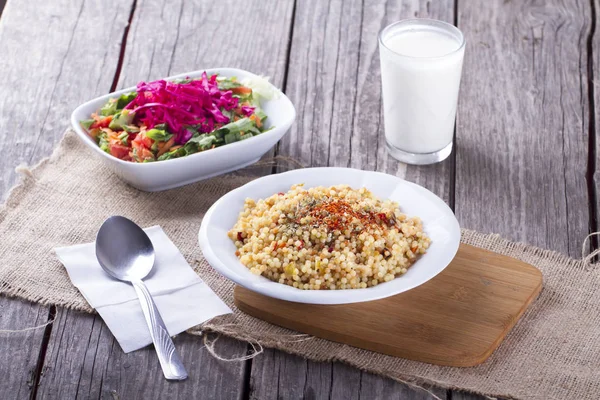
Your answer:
[90,116,113,129]
[131,143,154,162]
[109,143,130,160]
[132,132,153,149]
[131,140,144,154]
[131,137,143,151]
[142,135,153,148]
[139,147,154,160]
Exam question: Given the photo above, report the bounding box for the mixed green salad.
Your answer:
[80,72,272,162]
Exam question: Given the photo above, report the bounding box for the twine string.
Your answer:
[581,232,600,267]
[0,317,55,334]
[202,332,264,362]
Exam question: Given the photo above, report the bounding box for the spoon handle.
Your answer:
[132,279,188,380]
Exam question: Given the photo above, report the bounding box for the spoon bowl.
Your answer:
[96,215,155,281]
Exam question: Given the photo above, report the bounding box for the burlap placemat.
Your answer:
[1,130,598,400]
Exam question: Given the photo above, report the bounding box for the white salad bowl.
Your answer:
[71,68,296,191]
[199,168,461,305]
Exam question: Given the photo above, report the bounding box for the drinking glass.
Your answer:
[379,19,465,165]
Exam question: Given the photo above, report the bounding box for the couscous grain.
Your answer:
[228,184,430,290]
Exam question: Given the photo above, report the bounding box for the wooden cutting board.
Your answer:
[234,243,542,367]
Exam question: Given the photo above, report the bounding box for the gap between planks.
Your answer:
[448,0,459,213]
[28,307,56,400]
[586,0,598,253]
[271,0,298,176]
[445,5,459,399]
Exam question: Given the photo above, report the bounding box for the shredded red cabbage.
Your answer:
[125,72,239,144]
[241,105,255,117]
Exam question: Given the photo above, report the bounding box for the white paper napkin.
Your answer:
[55,225,232,353]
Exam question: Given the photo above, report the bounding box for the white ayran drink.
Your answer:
[379,19,465,165]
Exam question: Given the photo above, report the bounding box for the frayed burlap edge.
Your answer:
[0,133,84,309]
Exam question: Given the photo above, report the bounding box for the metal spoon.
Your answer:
[95,216,188,381]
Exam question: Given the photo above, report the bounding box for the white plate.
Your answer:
[199,168,460,304]
[71,68,296,192]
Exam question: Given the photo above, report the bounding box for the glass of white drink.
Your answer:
[379,19,465,165]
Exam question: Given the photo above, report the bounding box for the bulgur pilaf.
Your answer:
[228,184,430,290]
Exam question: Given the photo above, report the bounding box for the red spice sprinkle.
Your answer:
[237,232,243,241]
[278,192,284,196]
[302,200,390,233]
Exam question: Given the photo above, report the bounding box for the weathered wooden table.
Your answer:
[0,0,595,398]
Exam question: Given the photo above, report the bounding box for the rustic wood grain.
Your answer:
[0,0,134,195]
[250,349,446,400]
[357,372,446,400]
[0,0,134,397]
[37,311,249,399]
[35,0,296,398]
[260,0,457,398]
[451,2,593,397]
[236,244,543,367]
[249,349,340,400]
[451,392,496,400]
[455,0,592,258]
[0,298,49,399]
[116,0,293,90]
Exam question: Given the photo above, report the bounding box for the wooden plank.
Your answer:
[0,297,48,399]
[249,349,340,399]
[0,0,129,397]
[455,0,592,258]
[37,0,296,398]
[452,392,499,400]
[116,0,292,89]
[452,0,592,396]
[0,0,132,194]
[358,372,446,400]
[38,311,248,399]
[235,244,543,367]
[452,3,592,399]
[250,349,446,400]
[260,0,455,398]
